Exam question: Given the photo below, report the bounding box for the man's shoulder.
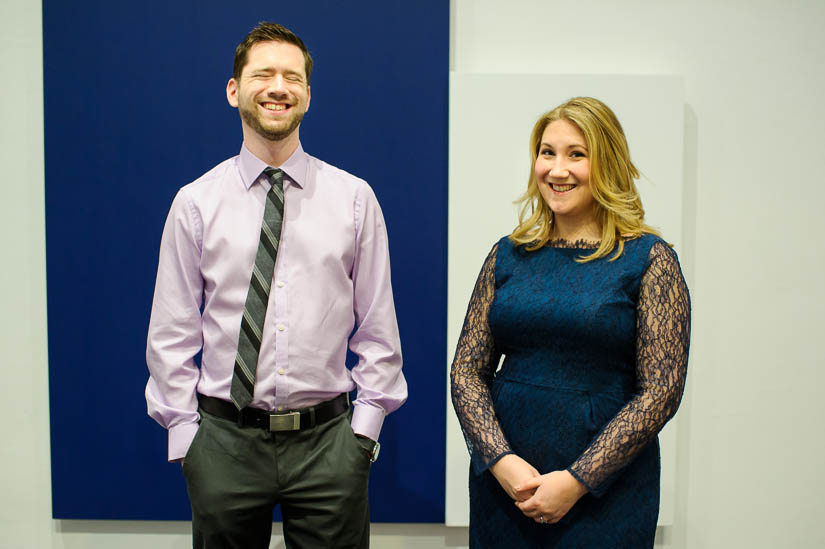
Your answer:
[306,154,369,191]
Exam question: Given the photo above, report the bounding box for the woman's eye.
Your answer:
[540,149,555,156]
[571,151,586,158]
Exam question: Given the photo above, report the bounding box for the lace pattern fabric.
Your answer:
[568,241,690,493]
[450,237,691,494]
[449,243,511,470]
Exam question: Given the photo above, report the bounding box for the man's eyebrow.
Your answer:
[247,67,304,75]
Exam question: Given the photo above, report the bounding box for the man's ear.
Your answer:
[305,85,311,113]
[226,78,239,108]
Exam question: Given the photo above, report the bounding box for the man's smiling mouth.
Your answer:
[262,102,289,111]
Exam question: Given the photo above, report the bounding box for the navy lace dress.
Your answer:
[451,234,690,548]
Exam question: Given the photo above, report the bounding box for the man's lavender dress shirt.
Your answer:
[146,143,407,461]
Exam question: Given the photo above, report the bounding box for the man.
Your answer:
[145,22,406,548]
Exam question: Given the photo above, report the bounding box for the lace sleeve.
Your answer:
[568,241,691,496]
[450,243,512,473]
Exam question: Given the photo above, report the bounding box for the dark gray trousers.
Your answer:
[182,408,372,549]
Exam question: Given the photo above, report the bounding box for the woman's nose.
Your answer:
[549,159,568,178]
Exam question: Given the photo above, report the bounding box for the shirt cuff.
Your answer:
[168,421,200,462]
[350,402,385,442]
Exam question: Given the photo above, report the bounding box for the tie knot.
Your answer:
[264,167,284,187]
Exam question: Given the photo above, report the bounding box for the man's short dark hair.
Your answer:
[233,22,313,83]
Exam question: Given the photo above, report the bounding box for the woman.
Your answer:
[450,97,690,547]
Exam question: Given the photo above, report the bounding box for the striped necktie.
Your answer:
[230,167,284,410]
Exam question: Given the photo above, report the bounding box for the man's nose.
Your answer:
[267,75,287,94]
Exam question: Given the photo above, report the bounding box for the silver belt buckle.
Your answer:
[269,411,301,431]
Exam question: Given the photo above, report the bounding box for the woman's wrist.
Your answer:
[562,470,589,498]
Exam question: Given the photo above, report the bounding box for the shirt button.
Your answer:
[277,324,285,331]
[279,368,285,375]
[276,280,285,288]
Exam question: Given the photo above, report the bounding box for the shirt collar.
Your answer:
[238,142,309,190]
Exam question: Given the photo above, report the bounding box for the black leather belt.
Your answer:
[198,393,349,431]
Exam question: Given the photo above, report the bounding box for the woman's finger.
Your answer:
[515,476,541,492]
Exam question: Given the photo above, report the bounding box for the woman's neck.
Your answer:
[551,213,601,242]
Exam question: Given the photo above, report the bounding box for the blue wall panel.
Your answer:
[44,1,447,521]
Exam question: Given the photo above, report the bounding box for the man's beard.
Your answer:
[239,103,305,142]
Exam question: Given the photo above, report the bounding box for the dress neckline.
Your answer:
[545,238,601,249]
[543,234,646,250]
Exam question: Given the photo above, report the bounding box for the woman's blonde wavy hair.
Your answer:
[509,97,659,262]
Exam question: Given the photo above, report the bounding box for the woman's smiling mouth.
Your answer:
[550,183,577,193]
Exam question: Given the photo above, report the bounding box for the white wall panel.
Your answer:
[446,73,684,526]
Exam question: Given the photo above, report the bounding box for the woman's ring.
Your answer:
[539,515,545,523]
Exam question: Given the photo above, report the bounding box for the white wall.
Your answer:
[453,0,825,547]
[0,0,51,547]
[3,0,824,547]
